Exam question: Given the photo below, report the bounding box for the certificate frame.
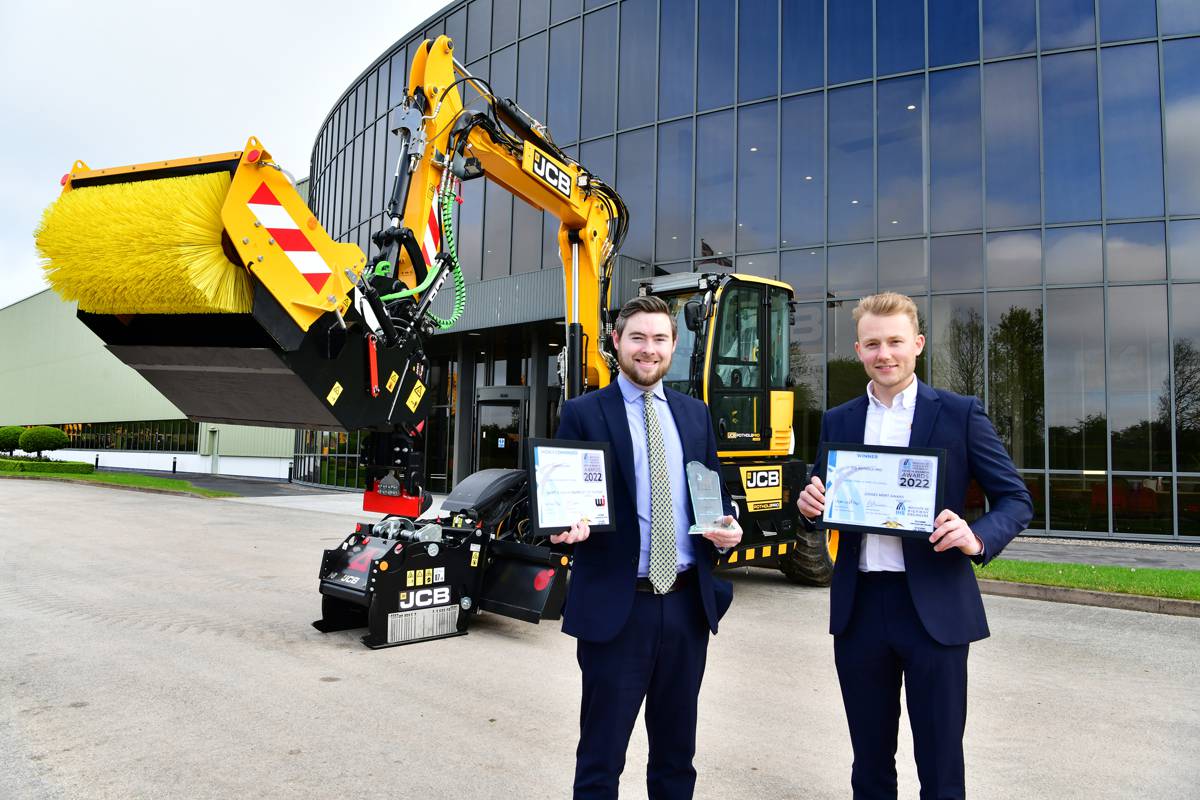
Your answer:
[526,438,617,537]
[816,442,947,539]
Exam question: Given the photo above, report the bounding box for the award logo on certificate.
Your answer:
[818,443,946,538]
[526,438,616,537]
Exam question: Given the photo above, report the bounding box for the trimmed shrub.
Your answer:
[18,426,70,458]
[0,426,22,454]
[0,458,93,474]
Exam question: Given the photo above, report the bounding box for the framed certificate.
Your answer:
[527,438,616,537]
[817,443,946,538]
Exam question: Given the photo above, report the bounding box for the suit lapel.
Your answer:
[845,395,869,444]
[599,383,638,508]
[908,379,942,448]
[664,388,696,465]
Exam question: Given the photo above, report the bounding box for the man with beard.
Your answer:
[551,295,742,799]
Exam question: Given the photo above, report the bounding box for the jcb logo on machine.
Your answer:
[739,466,783,511]
[524,143,573,200]
[398,586,451,609]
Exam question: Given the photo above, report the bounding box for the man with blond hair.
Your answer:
[798,291,1032,800]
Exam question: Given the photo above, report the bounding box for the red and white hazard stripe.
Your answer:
[420,204,441,268]
[247,183,331,293]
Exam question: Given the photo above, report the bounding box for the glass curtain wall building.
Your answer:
[307,0,1200,539]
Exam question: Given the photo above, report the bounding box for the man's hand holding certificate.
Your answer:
[798,443,983,555]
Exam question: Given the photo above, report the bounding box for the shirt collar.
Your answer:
[866,376,918,411]
[618,372,665,403]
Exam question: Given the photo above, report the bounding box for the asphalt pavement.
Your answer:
[2,480,1198,800]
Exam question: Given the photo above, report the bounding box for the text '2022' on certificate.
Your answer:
[527,438,616,537]
[818,443,947,538]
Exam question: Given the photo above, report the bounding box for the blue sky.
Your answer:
[0,0,448,309]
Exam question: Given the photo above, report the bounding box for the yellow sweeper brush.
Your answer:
[36,170,251,314]
[35,137,366,331]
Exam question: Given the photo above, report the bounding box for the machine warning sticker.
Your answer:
[327,382,343,406]
[424,568,433,585]
[406,571,415,587]
[338,295,352,316]
[471,552,480,568]
[406,380,426,412]
[386,371,400,393]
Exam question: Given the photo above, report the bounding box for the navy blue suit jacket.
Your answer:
[555,381,735,643]
[813,380,1033,646]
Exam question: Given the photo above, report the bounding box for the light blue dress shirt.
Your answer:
[616,373,695,577]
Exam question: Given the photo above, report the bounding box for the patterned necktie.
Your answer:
[643,390,677,594]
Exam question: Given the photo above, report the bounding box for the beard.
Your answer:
[618,350,672,388]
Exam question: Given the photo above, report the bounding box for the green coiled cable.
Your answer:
[428,187,467,330]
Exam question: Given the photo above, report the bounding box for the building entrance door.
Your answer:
[474,386,529,472]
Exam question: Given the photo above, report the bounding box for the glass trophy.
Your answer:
[686,461,731,535]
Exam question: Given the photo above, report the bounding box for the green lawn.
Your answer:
[0,471,236,498]
[977,558,1200,602]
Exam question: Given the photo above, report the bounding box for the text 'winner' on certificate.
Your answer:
[819,443,946,538]
[527,438,615,535]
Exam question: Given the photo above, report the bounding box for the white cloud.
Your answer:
[0,0,448,309]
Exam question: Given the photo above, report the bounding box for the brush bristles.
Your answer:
[35,171,253,314]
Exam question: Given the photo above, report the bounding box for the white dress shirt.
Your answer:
[859,377,918,572]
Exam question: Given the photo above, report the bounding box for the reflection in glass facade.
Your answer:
[309,1,1200,538]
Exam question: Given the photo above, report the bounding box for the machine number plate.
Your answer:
[387,606,459,644]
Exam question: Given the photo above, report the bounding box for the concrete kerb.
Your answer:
[0,473,223,498]
[979,579,1200,618]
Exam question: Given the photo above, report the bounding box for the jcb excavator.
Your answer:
[37,35,834,648]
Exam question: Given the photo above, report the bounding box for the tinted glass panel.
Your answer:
[656,119,693,262]
[511,197,543,273]
[930,67,983,232]
[695,112,734,261]
[1164,39,1200,216]
[828,0,872,84]
[790,302,825,458]
[1172,283,1200,472]
[1050,474,1108,532]
[618,0,657,129]
[1046,287,1107,470]
[521,0,549,35]
[983,0,1036,58]
[467,0,493,62]
[987,230,1041,288]
[931,294,984,398]
[548,20,582,143]
[780,93,825,247]
[988,290,1045,468]
[493,0,520,47]
[878,76,925,237]
[984,59,1040,228]
[581,6,618,137]
[929,0,979,67]
[1108,285,1171,472]
[1042,52,1101,223]
[1101,44,1163,220]
[737,103,778,252]
[782,0,823,92]
[483,181,513,278]
[1112,475,1174,535]
[518,33,548,120]
[1107,222,1166,282]
[736,252,778,279]
[616,126,655,263]
[1160,0,1200,35]
[1169,219,1200,280]
[551,0,581,24]
[878,238,927,296]
[827,298,864,407]
[739,0,778,101]
[1099,0,1156,42]
[491,45,517,103]
[931,233,984,291]
[828,84,875,242]
[828,242,876,299]
[581,136,613,180]
[876,0,924,76]
[1045,225,1102,284]
[697,0,734,110]
[1041,0,1095,49]
[458,177,484,282]
[659,0,695,118]
[781,248,825,302]
[446,8,468,53]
